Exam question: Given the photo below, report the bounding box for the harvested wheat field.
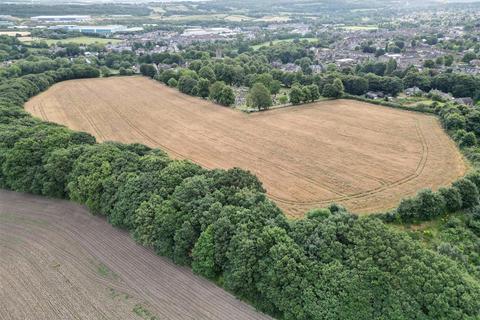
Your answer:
[0,189,272,320]
[25,76,467,217]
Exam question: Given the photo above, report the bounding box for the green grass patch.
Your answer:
[133,304,158,320]
[97,263,119,279]
[252,37,317,50]
[341,25,378,31]
[30,36,122,46]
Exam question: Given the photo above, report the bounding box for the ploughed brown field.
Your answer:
[25,76,467,217]
[0,189,272,320]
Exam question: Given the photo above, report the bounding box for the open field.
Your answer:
[252,38,317,50]
[0,189,271,320]
[25,76,467,217]
[341,25,378,31]
[224,15,254,22]
[0,31,30,37]
[24,36,122,45]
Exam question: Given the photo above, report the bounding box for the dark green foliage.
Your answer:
[322,78,344,98]
[416,189,446,220]
[443,113,466,131]
[67,143,140,213]
[178,75,198,95]
[2,125,89,195]
[453,178,480,209]
[459,131,477,147]
[341,75,369,95]
[302,84,320,102]
[140,64,157,78]
[438,187,463,212]
[198,66,216,83]
[289,85,304,104]
[396,197,419,222]
[396,189,446,222]
[247,82,272,110]
[209,81,235,106]
[196,78,210,98]
[43,145,92,198]
[365,73,403,96]
[167,77,178,87]
[465,171,480,190]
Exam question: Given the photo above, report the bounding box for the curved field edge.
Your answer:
[0,189,272,320]
[1,70,479,320]
[24,76,467,217]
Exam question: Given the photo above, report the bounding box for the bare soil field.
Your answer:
[25,76,467,216]
[0,189,271,320]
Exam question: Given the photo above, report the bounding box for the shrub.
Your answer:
[453,178,480,209]
[396,197,419,222]
[438,186,463,212]
[415,189,446,220]
[167,78,178,87]
[465,171,480,190]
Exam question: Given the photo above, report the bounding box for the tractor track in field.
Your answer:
[25,76,467,216]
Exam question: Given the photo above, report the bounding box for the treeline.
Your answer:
[383,100,480,224]
[140,64,236,106]
[135,44,409,110]
[0,3,151,17]
[0,40,479,319]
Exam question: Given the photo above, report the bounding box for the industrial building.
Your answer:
[49,24,142,35]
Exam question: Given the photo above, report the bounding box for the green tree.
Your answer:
[342,76,368,95]
[438,187,463,212]
[192,225,217,279]
[423,60,435,68]
[209,81,235,106]
[140,64,156,78]
[444,113,466,131]
[453,178,480,209]
[289,85,304,105]
[247,83,272,110]
[167,78,178,87]
[462,52,477,63]
[415,189,446,220]
[322,79,344,98]
[199,66,216,83]
[178,76,198,96]
[302,84,320,102]
[444,55,454,66]
[196,78,210,98]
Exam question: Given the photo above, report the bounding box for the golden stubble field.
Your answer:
[25,76,467,217]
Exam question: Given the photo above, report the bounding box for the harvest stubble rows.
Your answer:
[25,76,467,216]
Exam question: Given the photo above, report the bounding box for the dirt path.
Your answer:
[0,189,272,320]
[25,76,467,216]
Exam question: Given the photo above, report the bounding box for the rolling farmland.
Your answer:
[0,189,272,320]
[25,76,467,217]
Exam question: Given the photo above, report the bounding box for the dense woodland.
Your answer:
[0,35,480,319]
